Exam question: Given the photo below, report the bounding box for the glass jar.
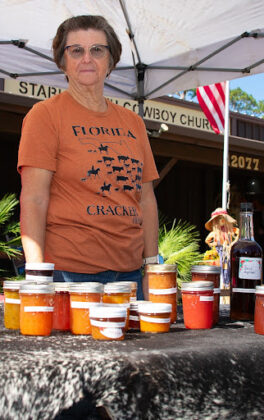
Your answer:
[89,306,127,341]
[53,282,71,331]
[3,280,21,330]
[129,300,147,330]
[254,285,264,335]
[138,302,172,333]
[69,282,103,335]
[146,264,177,323]
[20,283,55,336]
[191,265,221,325]
[25,262,54,282]
[103,283,131,330]
[181,281,214,329]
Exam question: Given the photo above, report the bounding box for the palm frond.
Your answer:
[0,194,19,226]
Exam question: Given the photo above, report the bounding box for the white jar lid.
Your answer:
[25,262,55,270]
[20,283,54,294]
[110,281,138,290]
[53,282,71,292]
[3,280,21,290]
[181,281,214,291]
[104,283,131,293]
[191,265,221,274]
[138,302,172,314]
[130,300,149,310]
[89,305,127,318]
[69,282,104,294]
[146,264,177,273]
[26,275,53,283]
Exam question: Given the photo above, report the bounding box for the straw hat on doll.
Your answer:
[205,208,236,231]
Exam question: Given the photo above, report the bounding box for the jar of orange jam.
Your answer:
[254,285,264,335]
[89,305,127,341]
[146,264,177,323]
[191,265,221,325]
[129,300,148,330]
[138,302,172,333]
[53,282,71,331]
[69,282,103,335]
[3,280,21,330]
[181,281,214,329]
[103,283,131,330]
[20,283,55,336]
[113,281,138,301]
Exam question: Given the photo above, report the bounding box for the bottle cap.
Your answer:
[240,202,253,212]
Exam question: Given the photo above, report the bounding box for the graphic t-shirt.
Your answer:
[18,91,159,273]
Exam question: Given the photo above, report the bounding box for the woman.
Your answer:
[18,15,159,299]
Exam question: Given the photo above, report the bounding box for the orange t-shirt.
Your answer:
[18,92,159,273]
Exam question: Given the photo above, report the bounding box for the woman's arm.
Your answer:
[20,167,53,263]
[140,181,159,298]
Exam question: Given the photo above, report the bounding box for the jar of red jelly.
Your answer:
[181,281,214,329]
[191,265,221,325]
[254,285,264,335]
[129,300,147,330]
[53,282,71,331]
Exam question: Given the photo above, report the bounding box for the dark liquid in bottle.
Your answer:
[230,240,262,321]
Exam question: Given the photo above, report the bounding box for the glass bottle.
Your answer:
[230,202,263,321]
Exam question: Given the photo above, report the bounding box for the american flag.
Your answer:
[197,82,226,134]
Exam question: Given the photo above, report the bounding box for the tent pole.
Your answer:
[222,81,230,210]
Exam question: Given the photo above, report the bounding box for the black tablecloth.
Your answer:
[1,303,264,420]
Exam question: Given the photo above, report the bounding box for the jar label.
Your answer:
[129,315,139,321]
[232,288,256,293]
[199,296,214,301]
[149,288,177,295]
[213,288,220,294]
[239,257,262,280]
[5,298,20,304]
[103,303,130,308]
[70,301,101,309]
[130,297,137,302]
[140,315,170,324]
[100,327,123,339]
[90,320,125,328]
[24,306,54,312]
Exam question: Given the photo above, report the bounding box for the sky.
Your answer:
[230,72,264,102]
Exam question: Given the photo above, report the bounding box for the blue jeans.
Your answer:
[53,269,144,300]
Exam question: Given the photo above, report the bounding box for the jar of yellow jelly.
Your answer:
[138,302,172,333]
[89,305,127,341]
[3,280,21,329]
[103,283,131,330]
[20,283,55,336]
[69,282,103,335]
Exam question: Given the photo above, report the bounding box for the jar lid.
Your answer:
[145,264,177,273]
[53,282,71,292]
[138,302,172,314]
[26,275,53,283]
[104,283,131,293]
[191,265,221,274]
[111,281,138,290]
[181,281,214,291]
[25,262,55,270]
[89,305,127,318]
[69,282,104,294]
[3,280,21,290]
[130,300,149,310]
[20,283,55,294]
[256,285,264,294]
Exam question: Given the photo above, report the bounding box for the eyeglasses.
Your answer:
[64,44,110,59]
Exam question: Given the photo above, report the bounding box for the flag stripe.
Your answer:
[197,82,226,135]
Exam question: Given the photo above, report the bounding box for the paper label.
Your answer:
[213,288,220,294]
[239,257,262,280]
[129,315,139,321]
[140,315,170,324]
[200,296,214,301]
[70,301,101,309]
[24,306,53,312]
[90,320,125,328]
[149,287,177,295]
[232,288,256,294]
[5,298,20,304]
[100,327,123,339]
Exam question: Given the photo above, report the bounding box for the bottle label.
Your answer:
[239,257,262,280]
[232,288,256,293]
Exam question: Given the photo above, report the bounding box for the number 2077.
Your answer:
[230,155,260,171]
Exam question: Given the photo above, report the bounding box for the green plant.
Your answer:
[159,219,204,286]
[0,193,21,259]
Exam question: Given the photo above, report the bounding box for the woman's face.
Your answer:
[64,29,110,88]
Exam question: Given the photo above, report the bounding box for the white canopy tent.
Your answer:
[0,0,264,114]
